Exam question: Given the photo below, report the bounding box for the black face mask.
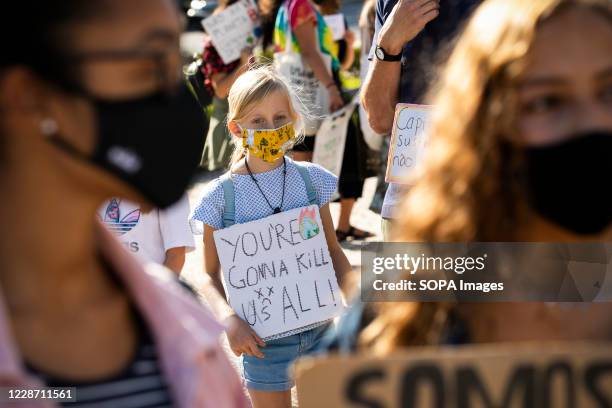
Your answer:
[524,131,612,235]
[51,83,206,209]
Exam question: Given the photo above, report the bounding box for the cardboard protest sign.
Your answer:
[385,104,432,184]
[323,13,346,41]
[295,343,612,407]
[312,102,356,177]
[214,205,344,340]
[201,0,258,65]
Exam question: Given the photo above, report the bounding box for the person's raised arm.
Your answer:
[362,0,439,134]
[319,204,351,294]
[209,47,253,99]
[340,29,356,71]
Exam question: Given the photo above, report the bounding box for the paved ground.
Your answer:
[180,168,381,406]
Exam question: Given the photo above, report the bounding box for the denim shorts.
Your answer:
[242,322,331,391]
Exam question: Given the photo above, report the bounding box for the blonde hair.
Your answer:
[360,0,612,354]
[226,66,305,166]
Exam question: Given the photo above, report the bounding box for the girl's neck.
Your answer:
[236,153,286,174]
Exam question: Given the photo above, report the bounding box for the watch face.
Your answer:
[375,47,384,60]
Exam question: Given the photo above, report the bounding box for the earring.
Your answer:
[40,118,58,136]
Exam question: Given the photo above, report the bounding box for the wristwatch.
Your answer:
[375,45,402,62]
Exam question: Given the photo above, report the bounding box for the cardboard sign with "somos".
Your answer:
[295,343,612,407]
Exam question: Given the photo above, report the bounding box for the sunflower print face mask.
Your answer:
[241,122,296,163]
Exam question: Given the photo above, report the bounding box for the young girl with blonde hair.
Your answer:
[192,66,351,408]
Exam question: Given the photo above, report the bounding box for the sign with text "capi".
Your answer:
[386,104,432,184]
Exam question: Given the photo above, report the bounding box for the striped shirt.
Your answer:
[26,313,174,408]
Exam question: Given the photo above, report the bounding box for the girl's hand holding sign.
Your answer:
[225,314,266,358]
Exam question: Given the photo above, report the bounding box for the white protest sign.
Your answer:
[214,205,344,340]
[312,101,355,177]
[201,0,258,65]
[323,14,346,41]
[385,104,432,184]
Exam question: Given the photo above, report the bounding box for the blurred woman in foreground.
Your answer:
[328,0,612,352]
[0,1,248,406]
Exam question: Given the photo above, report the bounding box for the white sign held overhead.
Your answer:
[201,0,259,65]
[323,14,346,41]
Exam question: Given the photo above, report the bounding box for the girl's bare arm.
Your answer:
[319,203,352,293]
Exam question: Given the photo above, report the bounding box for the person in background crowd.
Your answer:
[359,0,377,78]
[274,0,344,161]
[358,0,388,215]
[362,0,481,238]
[192,67,351,408]
[313,0,375,241]
[316,0,356,71]
[324,0,612,353]
[98,194,195,275]
[0,1,248,406]
[200,0,255,171]
[259,0,284,53]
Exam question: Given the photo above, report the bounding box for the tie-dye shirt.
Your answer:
[274,0,340,72]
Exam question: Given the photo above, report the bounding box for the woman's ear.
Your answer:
[0,68,64,143]
[227,120,242,137]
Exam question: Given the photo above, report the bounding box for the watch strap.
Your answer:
[376,45,402,62]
